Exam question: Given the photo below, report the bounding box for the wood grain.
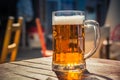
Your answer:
[0,57,120,80]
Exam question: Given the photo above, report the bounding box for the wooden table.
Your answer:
[0,57,120,80]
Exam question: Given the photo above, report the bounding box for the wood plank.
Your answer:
[86,58,120,80]
[0,67,34,80]
[0,63,58,80]
[22,58,52,65]
[11,60,51,70]
[6,62,56,77]
[86,58,120,66]
[12,70,57,80]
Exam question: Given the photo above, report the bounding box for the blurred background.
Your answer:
[0,0,120,61]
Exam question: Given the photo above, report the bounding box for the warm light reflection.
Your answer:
[65,71,83,80]
[55,70,84,80]
[67,63,78,66]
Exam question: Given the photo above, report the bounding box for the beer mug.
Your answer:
[52,10,100,79]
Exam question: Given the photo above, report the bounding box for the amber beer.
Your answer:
[53,24,85,64]
[52,15,86,75]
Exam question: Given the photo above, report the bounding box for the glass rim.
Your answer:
[52,10,85,15]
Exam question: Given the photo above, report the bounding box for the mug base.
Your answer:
[53,63,86,80]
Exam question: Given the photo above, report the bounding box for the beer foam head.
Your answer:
[52,15,85,25]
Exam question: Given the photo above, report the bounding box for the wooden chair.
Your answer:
[0,16,23,63]
[35,18,53,57]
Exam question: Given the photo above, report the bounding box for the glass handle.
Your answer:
[84,20,100,59]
